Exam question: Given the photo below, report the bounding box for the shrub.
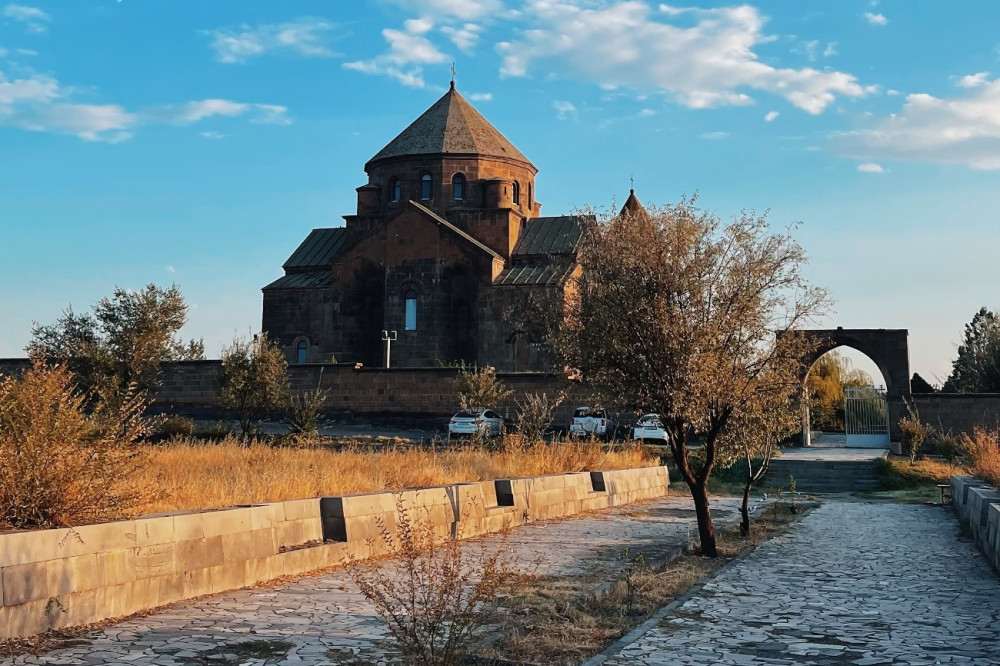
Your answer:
[0,361,151,529]
[155,414,196,439]
[220,333,289,439]
[455,365,512,411]
[348,494,524,665]
[898,400,932,463]
[934,431,962,470]
[516,391,564,444]
[960,427,1000,485]
[286,387,330,443]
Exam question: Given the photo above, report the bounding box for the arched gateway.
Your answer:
[790,327,911,446]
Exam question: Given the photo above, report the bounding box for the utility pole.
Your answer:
[381,330,397,368]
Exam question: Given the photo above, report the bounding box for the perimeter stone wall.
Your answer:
[0,466,668,639]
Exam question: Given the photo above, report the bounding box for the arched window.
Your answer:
[405,290,418,331]
[527,182,532,209]
[452,173,465,200]
[296,340,308,364]
[512,180,520,206]
[420,173,432,201]
[390,177,401,203]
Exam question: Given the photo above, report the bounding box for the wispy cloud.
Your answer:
[500,3,873,115]
[863,12,888,26]
[699,131,729,140]
[441,23,482,52]
[552,100,576,120]
[765,110,780,122]
[0,66,291,141]
[344,18,447,88]
[3,4,50,33]
[383,0,502,21]
[957,72,990,88]
[204,18,339,64]
[857,162,885,173]
[834,74,1000,169]
[468,92,492,101]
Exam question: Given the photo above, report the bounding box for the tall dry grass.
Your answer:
[135,437,657,516]
[961,427,1000,485]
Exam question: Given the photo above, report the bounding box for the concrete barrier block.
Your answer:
[282,499,320,522]
[172,513,205,542]
[157,573,185,607]
[276,520,305,549]
[967,487,1000,548]
[2,561,48,606]
[175,536,225,573]
[244,555,283,586]
[69,521,137,557]
[0,529,74,568]
[299,518,323,543]
[96,549,135,587]
[0,598,50,638]
[122,577,159,615]
[221,532,255,564]
[208,563,245,595]
[249,529,277,560]
[134,543,176,579]
[182,568,212,599]
[134,516,175,548]
[202,508,252,538]
[250,504,284,531]
[46,554,100,598]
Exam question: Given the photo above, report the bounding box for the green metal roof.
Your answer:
[512,215,590,257]
[282,228,347,270]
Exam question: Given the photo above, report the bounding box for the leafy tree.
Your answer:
[717,388,800,537]
[555,199,827,557]
[805,351,874,431]
[910,372,936,394]
[219,333,289,438]
[455,365,512,411]
[27,284,203,397]
[942,307,1000,393]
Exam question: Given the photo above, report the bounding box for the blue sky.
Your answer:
[3,0,999,385]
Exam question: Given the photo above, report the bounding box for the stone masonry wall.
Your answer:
[0,466,669,639]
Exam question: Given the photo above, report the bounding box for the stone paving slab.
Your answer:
[1,496,745,666]
[602,501,1000,666]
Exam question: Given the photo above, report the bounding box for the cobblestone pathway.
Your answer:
[602,501,1000,666]
[3,496,745,666]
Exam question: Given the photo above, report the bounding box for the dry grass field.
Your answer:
[133,437,658,516]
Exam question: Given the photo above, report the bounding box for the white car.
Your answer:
[569,407,615,439]
[632,413,668,442]
[448,409,504,438]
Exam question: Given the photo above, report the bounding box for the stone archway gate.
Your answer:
[791,327,911,445]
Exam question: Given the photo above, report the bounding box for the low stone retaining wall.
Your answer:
[950,475,1000,573]
[0,466,669,639]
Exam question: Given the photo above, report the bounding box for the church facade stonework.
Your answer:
[262,84,592,370]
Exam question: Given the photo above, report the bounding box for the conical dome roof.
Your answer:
[619,189,648,220]
[366,83,534,171]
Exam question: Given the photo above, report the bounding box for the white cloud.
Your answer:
[499,2,871,114]
[857,162,884,173]
[957,72,990,88]
[834,75,1000,169]
[639,108,656,117]
[863,12,888,26]
[166,266,176,273]
[887,89,900,96]
[441,22,483,52]
[823,41,838,58]
[468,92,493,101]
[204,18,338,64]
[0,67,291,141]
[552,99,576,120]
[383,0,502,21]
[699,130,729,139]
[3,4,50,33]
[200,131,224,140]
[765,110,779,122]
[344,19,448,88]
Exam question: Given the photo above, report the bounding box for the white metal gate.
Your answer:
[844,385,890,448]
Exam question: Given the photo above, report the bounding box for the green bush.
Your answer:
[155,414,196,439]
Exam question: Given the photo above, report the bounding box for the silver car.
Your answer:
[633,413,668,442]
[448,409,504,438]
[569,407,615,439]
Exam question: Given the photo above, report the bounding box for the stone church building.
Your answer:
[262,83,642,370]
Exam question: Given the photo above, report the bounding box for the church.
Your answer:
[262,82,642,370]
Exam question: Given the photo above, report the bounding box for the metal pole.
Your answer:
[382,330,397,368]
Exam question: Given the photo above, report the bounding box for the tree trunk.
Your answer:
[740,483,751,537]
[691,480,718,557]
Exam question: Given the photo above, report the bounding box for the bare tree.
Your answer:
[555,199,827,556]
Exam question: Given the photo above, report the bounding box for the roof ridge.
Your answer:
[408,201,503,261]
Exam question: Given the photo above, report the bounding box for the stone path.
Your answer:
[602,501,1000,666]
[2,496,745,666]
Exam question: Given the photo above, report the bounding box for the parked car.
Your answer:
[448,409,504,438]
[632,413,668,442]
[569,407,615,439]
